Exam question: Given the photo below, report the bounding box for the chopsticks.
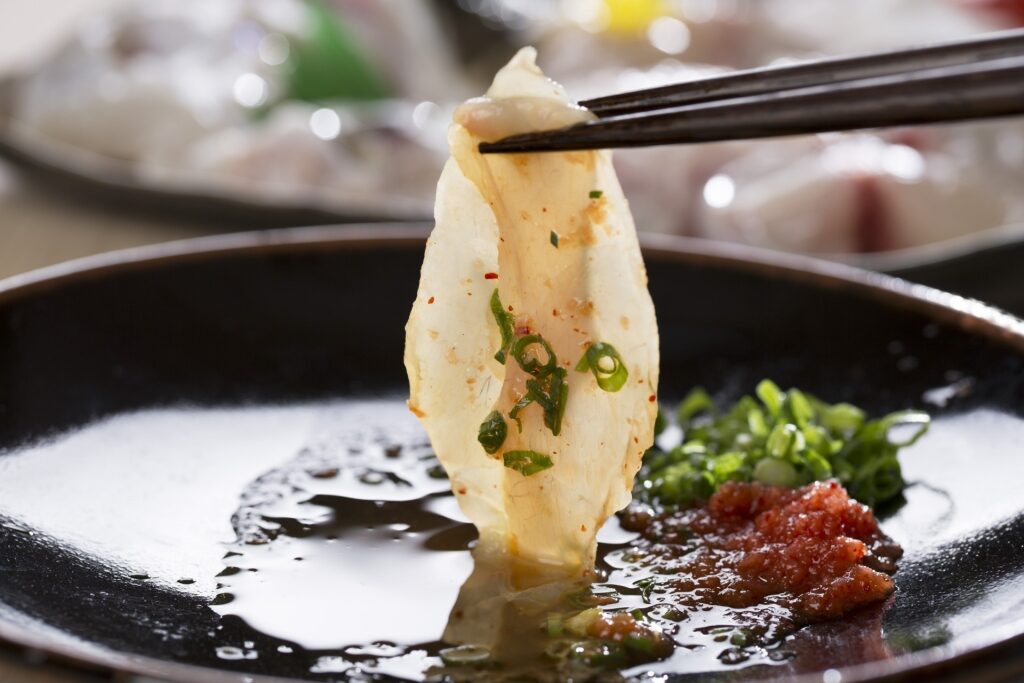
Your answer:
[581,28,1024,117]
[479,29,1024,154]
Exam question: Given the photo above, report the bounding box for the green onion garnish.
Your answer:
[503,450,554,476]
[513,334,557,376]
[589,190,603,199]
[508,366,569,436]
[637,380,931,508]
[485,300,571,456]
[575,342,629,392]
[509,393,531,433]
[550,230,559,247]
[677,386,713,421]
[489,289,515,364]
[477,411,508,454]
[549,368,569,435]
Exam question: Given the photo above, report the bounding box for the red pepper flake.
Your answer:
[427,296,435,304]
[484,272,498,280]
[552,309,559,316]
[648,394,657,402]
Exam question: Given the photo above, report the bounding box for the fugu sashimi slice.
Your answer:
[405,48,659,572]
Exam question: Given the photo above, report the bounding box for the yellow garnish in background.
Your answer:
[603,0,671,34]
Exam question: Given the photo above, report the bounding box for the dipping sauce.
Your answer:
[616,480,901,663]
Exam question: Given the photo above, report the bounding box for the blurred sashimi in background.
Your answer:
[3,0,1024,257]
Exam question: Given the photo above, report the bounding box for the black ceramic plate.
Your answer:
[1,226,1024,683]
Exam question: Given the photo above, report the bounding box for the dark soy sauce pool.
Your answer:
[3,398,1024,680]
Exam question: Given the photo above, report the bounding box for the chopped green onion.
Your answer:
[550,231,559,247]
[766,423,803,458]
[709,451,746,482]
[576,342,629,392]
[881,410,931,447]
[755,380,784,418]
[589,190,603,199]
[546,614,565,636]
[820,402,866,434]
[654,406,668,436]
[786,389,814,428]
[486,300,573,451]
[504,333,569,436]
[513,334,557,376]
[477,411,507,454]
[639,380,930,508]
[503,450,554,476]
[509,392,531,433]
[677,387,713,422]
[547,368,569,436]
[489,289,515,364]
[624,634,655,655]
[753,457,797,487]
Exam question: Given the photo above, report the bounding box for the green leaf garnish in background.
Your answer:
[286,0,389,103]
[504,450,554,476]
[638,379,929,508]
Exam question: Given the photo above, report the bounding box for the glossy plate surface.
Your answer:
[0,226,1023,682]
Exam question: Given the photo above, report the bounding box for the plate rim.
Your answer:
[0,224,1023,683]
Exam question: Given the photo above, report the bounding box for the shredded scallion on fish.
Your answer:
[489,288,515,364]
[504,450,554,476]
[576,342,629,392]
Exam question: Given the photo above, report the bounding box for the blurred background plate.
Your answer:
[0,75,432,229]
[4,0,1024,265]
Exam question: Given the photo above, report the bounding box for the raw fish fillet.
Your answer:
[405,48,659,571]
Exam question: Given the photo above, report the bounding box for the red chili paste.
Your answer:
[621,480,901,622]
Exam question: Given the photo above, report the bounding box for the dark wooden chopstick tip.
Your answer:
[478,139,528,154]
[480,50,1024,154]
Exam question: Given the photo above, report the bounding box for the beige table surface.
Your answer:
[0,0,231,282]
